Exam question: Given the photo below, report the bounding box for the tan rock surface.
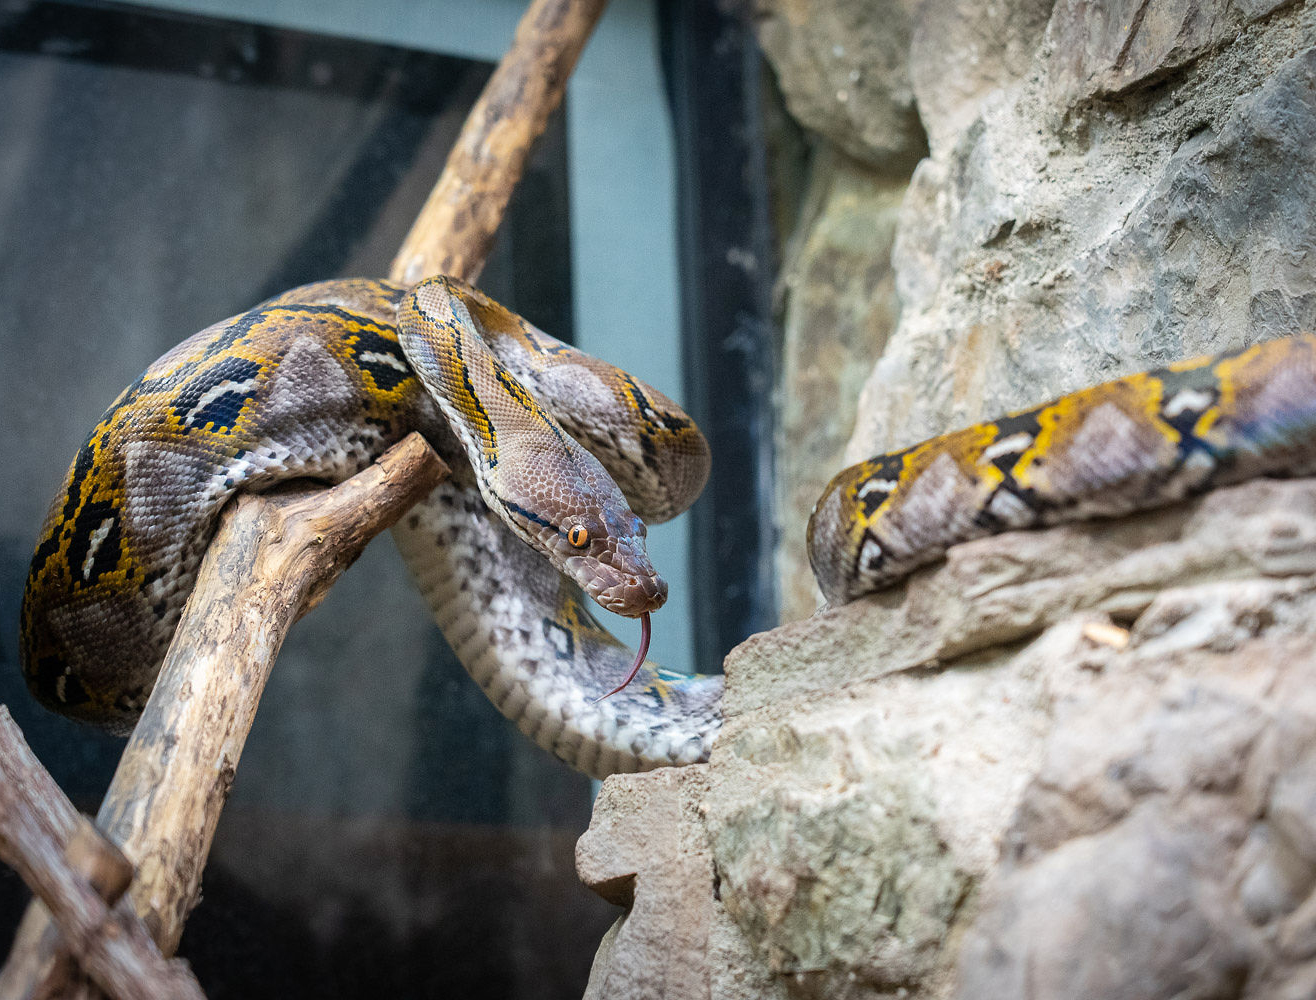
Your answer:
[581,479,1316,999]
[580,0,1316,996]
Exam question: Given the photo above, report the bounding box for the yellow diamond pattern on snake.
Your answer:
[808,334,1316,606]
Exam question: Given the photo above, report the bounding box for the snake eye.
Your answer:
[567,524,590,548]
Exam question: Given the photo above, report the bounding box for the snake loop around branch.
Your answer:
[20,276,721,779]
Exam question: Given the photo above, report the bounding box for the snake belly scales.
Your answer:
[19,272,1316,779]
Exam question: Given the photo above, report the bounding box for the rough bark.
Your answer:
[0,709,205,1000]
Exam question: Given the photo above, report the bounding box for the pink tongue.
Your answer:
[596,611,651,702]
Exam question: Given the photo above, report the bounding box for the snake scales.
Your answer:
[21,276,720,779]
[19,269,1316,780]
[809,334,1316,606]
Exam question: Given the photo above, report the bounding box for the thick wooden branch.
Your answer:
[0,709,205,1000]
[390,0,608,284]
[98,434,448,955]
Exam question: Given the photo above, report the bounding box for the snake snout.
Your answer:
[572,555,668,616]
[602,571,668,618]
[598,570,667,616]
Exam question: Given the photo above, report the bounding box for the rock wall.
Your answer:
[584,479,1316,1000]
[772,0,1316,620]
[581,0,1316,997]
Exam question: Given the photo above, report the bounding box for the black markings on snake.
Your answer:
[449,320,498,466]
[495,368,578,454]
[543,618,575,660]
[519,326,572,357]
[1155,364,1221,453]
[498,496,561,535]
[347,328,412,392]
[173,357,263,432]
[983,410,1045,477]
[66,500,122,586]
[857,454,904,518]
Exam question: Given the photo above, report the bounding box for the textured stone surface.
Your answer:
[581,479,1316,999]
[578,768,716,1000]
[1045,0,1298,108]
[751,0,927,168]
[850,3,1316,461]
[582,0,1316,996]
[907,0,1054,158]
[954,601,1316,999]
[775,151,905,620]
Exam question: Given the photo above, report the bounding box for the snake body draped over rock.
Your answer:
[20,276,721,779]
[808,334,1316,607]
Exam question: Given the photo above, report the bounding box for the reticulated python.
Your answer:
[20,272,1316,780]
[809,335,1316,605]
[21,276,720,779]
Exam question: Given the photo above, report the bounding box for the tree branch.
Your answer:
[390,0,608,285]
[0,708,205,1000]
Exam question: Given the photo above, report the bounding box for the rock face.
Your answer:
[769,0,1316,617]
[851,0,1316,461]
[582,479,1316,999]
[774,149,905,619]
[581,0,1316,996]
[751,0,926,169]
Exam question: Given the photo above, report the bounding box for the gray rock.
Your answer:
[775,149,905,621]
[751,0,927,169]
[580,1,1316,997]
[850,5,1316,461]
[580,479,1316,999]
[1044,0,1298,108]
[908,0,1054,158]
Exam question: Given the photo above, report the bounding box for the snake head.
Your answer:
[559,504,667,616]
[491,449,668,618]
[400,276,668,618]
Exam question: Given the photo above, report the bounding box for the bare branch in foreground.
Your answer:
[0,708,205,1000]
[0,435,448,995]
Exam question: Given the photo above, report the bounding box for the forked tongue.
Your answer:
[595,611,651,702]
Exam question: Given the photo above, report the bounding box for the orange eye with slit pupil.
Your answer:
[568,525,589,548]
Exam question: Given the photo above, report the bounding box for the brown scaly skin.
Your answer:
[21,278,716,765]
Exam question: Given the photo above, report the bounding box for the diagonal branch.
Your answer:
[0,708,205,1000]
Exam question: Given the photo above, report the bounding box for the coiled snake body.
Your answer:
[21,276,720,779]
[21,270,1316,781]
